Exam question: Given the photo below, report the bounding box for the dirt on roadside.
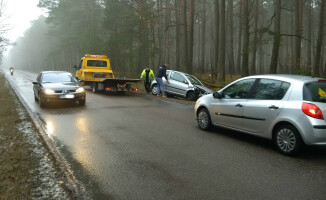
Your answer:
[0,71,70,199]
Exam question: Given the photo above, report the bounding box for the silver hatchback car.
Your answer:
[151,70,213,101]
[195,74,326,155]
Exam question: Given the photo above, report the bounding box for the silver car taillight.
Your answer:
[302,103,324,120]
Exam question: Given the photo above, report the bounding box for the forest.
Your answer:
[3,0,326,83]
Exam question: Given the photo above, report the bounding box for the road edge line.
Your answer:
[4,71,89,199]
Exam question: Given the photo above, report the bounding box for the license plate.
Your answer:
[60,94,74,99]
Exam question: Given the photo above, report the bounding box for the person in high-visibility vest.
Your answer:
[140,66,155,93]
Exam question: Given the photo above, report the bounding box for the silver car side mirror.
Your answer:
[213,91,224,99]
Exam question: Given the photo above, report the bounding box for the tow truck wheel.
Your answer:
[92,82,98,93]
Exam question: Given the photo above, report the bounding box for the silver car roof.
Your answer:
[240,74,323,84]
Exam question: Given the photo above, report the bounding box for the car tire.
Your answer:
[166,93,173,98]
[92,82,98,93]
[197,108,212,130]
[34,94,39,102]
[274,124,303,156]
[151,84,158,95]
[39,95,47,108]
[186,91,196,101]
[79,99,86,106]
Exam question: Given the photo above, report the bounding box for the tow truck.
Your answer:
[74,54,140,93]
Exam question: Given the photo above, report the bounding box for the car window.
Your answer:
[170,72,186,83]
[223,79,256,99]
[79,59,83,68]
[41,73,76,83]
[87,60,107,67]
[251,79,290,100]
[303,81,326,103]
[185,74,203,86]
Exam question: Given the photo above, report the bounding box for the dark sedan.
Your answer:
[33,71,86,108]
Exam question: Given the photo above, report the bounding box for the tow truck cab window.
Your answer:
[87,60,107,67]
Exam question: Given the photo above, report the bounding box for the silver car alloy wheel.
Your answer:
[276,128,297,153]
[198,110,209,129]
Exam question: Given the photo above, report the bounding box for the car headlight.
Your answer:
[76,87,85,93]
[44,89,55,94]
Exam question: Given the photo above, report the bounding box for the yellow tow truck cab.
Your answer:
[75,54,114,81]
[74,54,140,93]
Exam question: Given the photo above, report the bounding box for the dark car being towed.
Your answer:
[33,71,86,108]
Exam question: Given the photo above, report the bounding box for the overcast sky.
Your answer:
[4,0,45,43]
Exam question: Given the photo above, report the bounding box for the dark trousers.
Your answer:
[144,82,151,93]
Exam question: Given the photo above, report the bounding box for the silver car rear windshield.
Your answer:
[303,81,326,103]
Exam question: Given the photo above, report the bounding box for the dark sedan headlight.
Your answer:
[76,87,85,93]
[44,89,55,95]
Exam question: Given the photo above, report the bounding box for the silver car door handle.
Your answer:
[269,105,279,109]
[235,104,243,108]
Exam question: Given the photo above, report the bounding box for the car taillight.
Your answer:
[302,103,324,120]
[318,79,326,82]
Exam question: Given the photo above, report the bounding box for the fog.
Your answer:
[1,0,326,80]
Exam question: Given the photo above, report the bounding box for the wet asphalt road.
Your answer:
[6,70,326,199]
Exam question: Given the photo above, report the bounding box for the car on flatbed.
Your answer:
[33,71,86,108]
[195,74,326,155]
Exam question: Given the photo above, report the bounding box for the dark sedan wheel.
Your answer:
[39,95,47,108]
[79,99,86,106]
[151,84,158,95]
[274,125,303,156]
[197,108,212,130]
[34,94,39,102]
[186,91,196,101]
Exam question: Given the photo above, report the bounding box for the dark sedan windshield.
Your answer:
[185,75,203,86]
[303,81,326,103]
[41,73,77,83]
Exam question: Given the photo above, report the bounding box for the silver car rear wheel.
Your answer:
[197,108,212,130]
[275,125,303,155]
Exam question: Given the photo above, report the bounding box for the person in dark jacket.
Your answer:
[155,63,169,97]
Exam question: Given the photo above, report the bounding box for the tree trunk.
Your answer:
[241,0,249,77]
[158,0,163,65]
[250,0,259,75]
[182,0,188,72]
[188,0,194,74]
[306,0,312,72]
[218,0,225,81]
[236,0,242,74]
[175,0,181,70]
[214,0,219,79]
[200,0,207,71]
[269,0,281,74]
[227,0,234,77]
[294,0,303,74]
[314,0,325,77]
